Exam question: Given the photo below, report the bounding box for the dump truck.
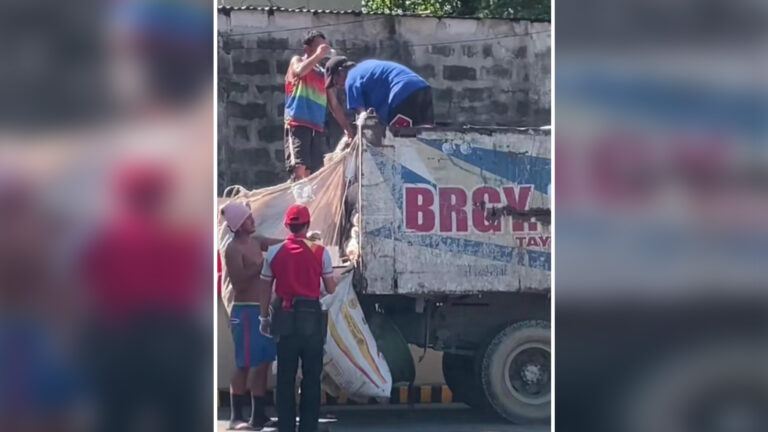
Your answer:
[217,112,551,423]
[345,113,551,423]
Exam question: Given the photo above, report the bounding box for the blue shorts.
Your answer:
[230,304,276,368]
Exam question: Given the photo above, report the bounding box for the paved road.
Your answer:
[217,404,550,432]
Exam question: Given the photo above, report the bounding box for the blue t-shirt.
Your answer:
[345,60,429,123]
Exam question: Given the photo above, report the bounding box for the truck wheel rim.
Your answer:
[503,342,550,405]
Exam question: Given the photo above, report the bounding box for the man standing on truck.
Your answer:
[220,201,281,430]
[257,205,338,432]
[284,31,354,181]
[325,56,434,128]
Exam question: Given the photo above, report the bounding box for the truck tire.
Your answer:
[442,353,491,409]
[442,353,470,398]
[481,320,550,423]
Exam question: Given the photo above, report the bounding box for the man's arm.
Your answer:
[327,88,355,138]
[322,274,338,294]
[290,44,330,79]
[223,245,260,292]
[253,235,282,252]
[320,248,338,294]
[256,277,273,318]
[257,255,275,317]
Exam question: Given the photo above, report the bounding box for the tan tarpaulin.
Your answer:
[217,144,355,315]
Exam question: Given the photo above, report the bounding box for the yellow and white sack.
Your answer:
[321,274,392,400]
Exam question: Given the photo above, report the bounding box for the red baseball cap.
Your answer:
[284,204,311,225]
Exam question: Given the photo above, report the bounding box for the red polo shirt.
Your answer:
[260,234,333,309]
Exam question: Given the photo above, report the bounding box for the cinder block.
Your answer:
[412,64,436,79]
[235,148,271,167]
[258,125,285,143]
[257,37,289,50]
[514,46,528,60]
[430,45,454,57]
[227,101,266,120]
[443,65,477,81]
[461,45,479,58]
[480,64,511,80]
[233,59,270,75]
[460,88,488,103]
[233,126,249,142]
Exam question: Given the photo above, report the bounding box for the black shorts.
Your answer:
[285,126,325,173]
[388,86,434,127]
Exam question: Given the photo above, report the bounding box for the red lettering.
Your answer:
[502,185,532,211]
[504,185,532,233]
[439,187,468,233]
[405,187,435,232]
[471,187,502,233]
[515,236,526,247]
[526,236,540,247]
[538,235,551,248]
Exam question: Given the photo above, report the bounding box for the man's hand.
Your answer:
[307,231,322,242]
[344,128,356,142]
[315,44,331,58]
[259,315,272,338]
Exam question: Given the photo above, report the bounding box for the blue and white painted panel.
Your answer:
[360,127,551,295]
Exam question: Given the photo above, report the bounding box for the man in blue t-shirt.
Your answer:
[325,57,434,128]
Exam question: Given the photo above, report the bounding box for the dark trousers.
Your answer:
[276,331,324,432]
[388,86,434,126]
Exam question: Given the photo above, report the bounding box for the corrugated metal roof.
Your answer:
[218,6,363,15]
[217,5,550,22]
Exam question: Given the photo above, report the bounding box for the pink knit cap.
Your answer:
[221,201,251,232]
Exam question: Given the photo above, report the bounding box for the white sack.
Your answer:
[321,274,393,400]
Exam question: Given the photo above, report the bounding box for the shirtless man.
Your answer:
[220,201,281,430]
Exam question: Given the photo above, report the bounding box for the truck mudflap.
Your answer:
[358,115,551,295]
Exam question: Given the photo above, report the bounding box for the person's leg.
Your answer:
[276,336,300,432]
[417,87,434,126]
[308,130,326,174]
[247,304,277,428]
[285,127,311,180]
[388,87,434,127]
[247,362,271,427]
[248,364,269,428]
[293,165,309,180]
[230,368,249,425]
[229,306,251,427]
[297,333,324,432]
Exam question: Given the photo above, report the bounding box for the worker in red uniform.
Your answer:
[257,205,338,432]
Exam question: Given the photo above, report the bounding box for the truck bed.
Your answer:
[357,122,551,295]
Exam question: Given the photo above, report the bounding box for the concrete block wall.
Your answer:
[218,10,551,192]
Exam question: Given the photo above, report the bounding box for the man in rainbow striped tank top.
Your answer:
[284,31,353,180]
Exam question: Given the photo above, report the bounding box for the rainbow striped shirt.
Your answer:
[285,63,327,132]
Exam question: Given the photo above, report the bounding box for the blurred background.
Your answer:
[555,0,768,431]
[0,1,213,432]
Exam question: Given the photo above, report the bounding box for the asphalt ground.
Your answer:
[216,404,550,432]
